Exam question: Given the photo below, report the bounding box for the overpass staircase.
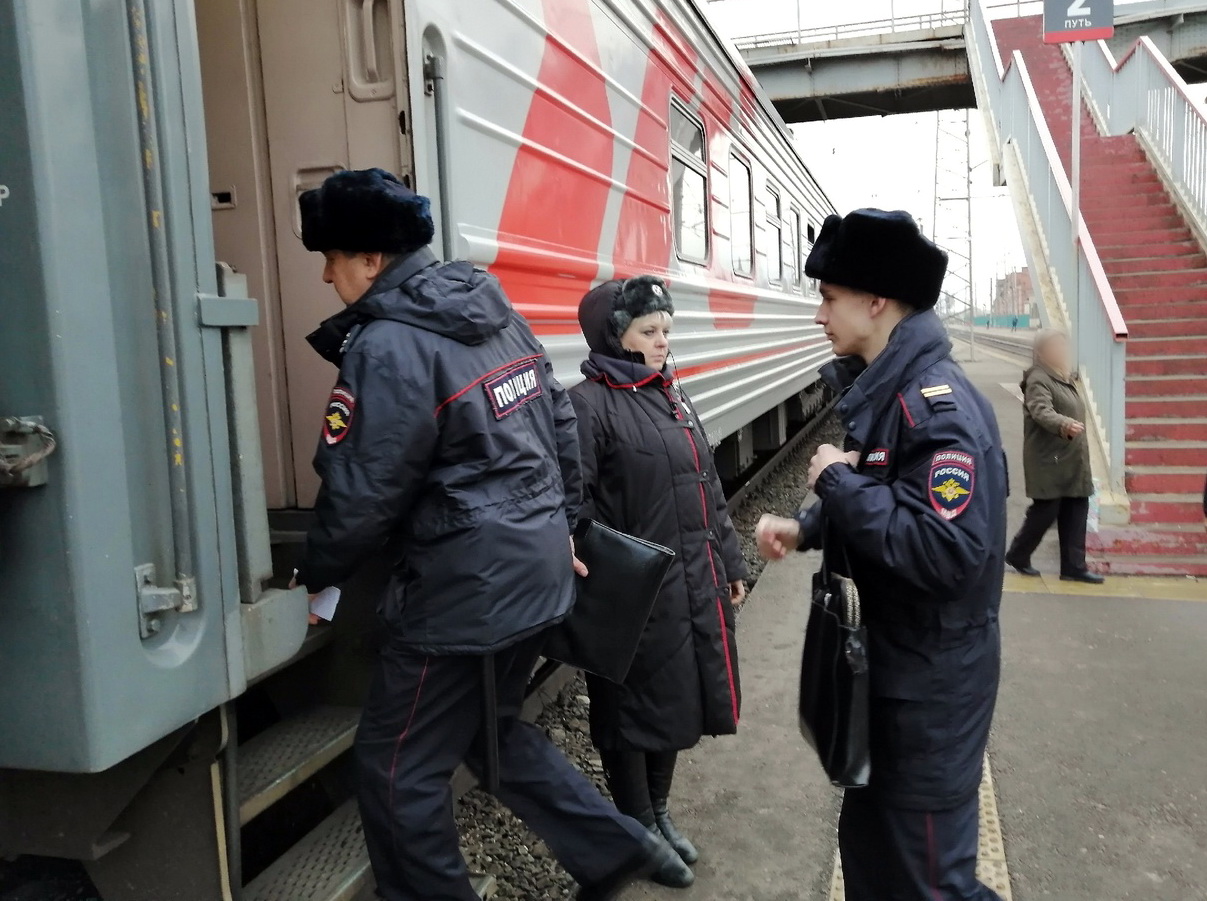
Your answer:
[968,6,1207,574]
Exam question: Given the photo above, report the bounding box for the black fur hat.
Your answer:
[300,168,434,254]
[804,209,948,310]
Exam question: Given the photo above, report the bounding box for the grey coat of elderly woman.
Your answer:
[1005,329,1105,584]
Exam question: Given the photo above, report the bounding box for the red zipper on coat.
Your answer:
[662,385,740,727]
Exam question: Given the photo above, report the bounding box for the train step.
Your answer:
[244,798,497,901]
[239,705,361,825]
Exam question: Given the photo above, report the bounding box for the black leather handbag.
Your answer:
[543,520,675,684]
[798,519,871,788]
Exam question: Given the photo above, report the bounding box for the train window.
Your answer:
[787,208,801,287]
[730,155,753,277]
[670,100,709,263]
[670,105,705,161]
[673,160,709,262]
[766,187,782,284]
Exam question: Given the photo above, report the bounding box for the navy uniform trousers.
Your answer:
[839,789,1004,901]
[355,628,648,901]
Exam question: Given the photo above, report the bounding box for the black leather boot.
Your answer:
[652,797,699,864]
[646,825,695,887]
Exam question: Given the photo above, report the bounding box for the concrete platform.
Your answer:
[622,352,1207,900]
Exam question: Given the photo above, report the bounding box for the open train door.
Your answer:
[198,0,414,508]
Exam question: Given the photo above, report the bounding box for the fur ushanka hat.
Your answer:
[805,208,948,310]
[577,276,675,357]
[300,168,434,254]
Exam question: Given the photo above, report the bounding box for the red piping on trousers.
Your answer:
[434,355,544,416]
[388,657,431,858]
[898,393,916,428]
[665,386,740,727]
[926,811,942,901]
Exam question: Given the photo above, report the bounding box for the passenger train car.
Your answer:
[0,0,834,898]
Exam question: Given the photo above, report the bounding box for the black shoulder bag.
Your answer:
[798,519,871,788]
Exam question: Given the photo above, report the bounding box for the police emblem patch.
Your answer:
[484,358,544,420]
[323,387,355,445]
[929,450,975,520]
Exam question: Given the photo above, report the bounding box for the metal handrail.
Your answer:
[1080,36,1207,247]
[965,0,1129,495]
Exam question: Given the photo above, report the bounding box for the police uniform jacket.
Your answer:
[296,249,581,655]
[570,343,746,750]
[1020,365,1092,500]
[796,309,1007,810]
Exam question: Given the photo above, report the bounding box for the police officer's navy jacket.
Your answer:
[296,249,581,654]
[797,309,1007,809]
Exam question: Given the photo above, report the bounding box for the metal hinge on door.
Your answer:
[136,563,198,638]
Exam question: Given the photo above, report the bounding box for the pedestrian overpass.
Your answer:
[735,1,1207,571]
[735,1,1207,122]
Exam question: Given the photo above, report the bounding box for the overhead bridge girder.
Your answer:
[738,7,1207,124]
[742,26,972,122]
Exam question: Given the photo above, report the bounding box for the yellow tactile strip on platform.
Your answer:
[1003,572,1207,602]
[829,757,1013,900]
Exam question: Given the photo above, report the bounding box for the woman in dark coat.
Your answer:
[570,276,747,888]
[1006,329,1104,583]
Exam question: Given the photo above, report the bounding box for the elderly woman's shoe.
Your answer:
[1061,570,1104,584]
[652,798,699,864]
[647,826,695,888]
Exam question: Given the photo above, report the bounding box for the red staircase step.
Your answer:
[1127,374,1205,396]
[1128,494,1205,524]
[1093,217,1190,235]
[1105,255,1207,276]
[1127,355,1203,376]
[1092,555,1207,577]
[1125,396,1207,418]
[1126,317,1207,338]
[1113,269,1207,290]
[1125,440,1207,467]
[1126,418,1207,441]
[1126,466,1207,493]
[1127,335,1207,356]
[1089,525,1207,556]
[1096,240,1202,259]
[1083,194,1179,212]
[1112,288,1207,306]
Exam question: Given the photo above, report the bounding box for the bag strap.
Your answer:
[819,514,854,581]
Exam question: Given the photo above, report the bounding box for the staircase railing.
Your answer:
[1079,37,1207,247]
[965,1,1129,497]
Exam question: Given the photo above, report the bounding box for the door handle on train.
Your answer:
[360,0,380,84]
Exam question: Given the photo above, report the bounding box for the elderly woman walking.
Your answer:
[1005,329,1105,584]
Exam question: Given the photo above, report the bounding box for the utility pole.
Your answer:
[966,109,975,361]
[1071,39,1083,368]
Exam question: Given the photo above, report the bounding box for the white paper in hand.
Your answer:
[309,586,341,622]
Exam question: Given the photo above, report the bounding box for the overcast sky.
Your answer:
[702,0,1037,310]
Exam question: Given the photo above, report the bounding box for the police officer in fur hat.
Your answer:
[755,209,1007,901]
[292,169,680,901]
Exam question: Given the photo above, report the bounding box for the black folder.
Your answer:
[543,520,676,684]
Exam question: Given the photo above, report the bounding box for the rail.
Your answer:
[730,3,1060,52]
[965,0,1129,495]
[1079,36,1207,247]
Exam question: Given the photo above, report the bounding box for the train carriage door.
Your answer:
[197,0,412,507]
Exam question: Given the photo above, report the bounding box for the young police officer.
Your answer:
[757,209,1007,900]
[292,169,678,901]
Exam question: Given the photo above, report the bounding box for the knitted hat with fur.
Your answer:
[577,276,675,358]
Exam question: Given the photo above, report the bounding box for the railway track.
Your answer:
[954,329,1033,360]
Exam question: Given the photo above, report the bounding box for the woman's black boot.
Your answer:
[645,825,695,887]
[652,797,699,864]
